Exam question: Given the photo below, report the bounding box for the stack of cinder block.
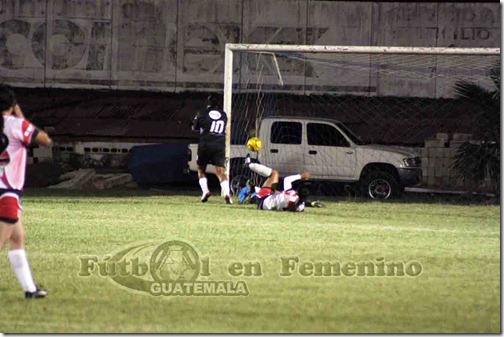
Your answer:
[420,133,473,190]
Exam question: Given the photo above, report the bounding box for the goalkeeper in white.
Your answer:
[244,156,311,212]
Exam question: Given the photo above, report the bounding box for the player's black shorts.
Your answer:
[197,143,225,167]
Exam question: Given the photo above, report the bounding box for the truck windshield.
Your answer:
[336,122,367,145]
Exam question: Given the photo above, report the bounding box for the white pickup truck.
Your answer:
[188,117,422,199]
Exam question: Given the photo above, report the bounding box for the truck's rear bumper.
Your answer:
[397,168,422,187]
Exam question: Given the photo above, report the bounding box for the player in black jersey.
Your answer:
[191,94,232,204]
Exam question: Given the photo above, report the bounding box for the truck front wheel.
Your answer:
[360,171,401,200]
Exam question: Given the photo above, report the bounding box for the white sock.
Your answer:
[283,174,302,190]
[8,249,37,292]
[199,178,209,196]
[249,163,273,178]
[221,180,230,197]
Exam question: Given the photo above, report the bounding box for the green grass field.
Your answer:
[0,188,500,333]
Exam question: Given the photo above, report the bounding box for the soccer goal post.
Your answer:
[223,43,500,195]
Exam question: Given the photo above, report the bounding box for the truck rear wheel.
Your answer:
[360,171,401,200]
[229,157,260,196]
[230,174,247,196]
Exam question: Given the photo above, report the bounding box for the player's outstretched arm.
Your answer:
[190,113,201,131]
[13,104,52,147]
[34,129,52,147]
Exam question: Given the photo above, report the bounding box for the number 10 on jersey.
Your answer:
[210,120,225,134]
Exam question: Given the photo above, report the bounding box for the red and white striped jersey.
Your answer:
[261,189,301,212]
[0,115,36,190]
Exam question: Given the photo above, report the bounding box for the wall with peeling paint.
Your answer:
[0,0,500,93]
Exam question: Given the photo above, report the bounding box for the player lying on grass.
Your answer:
[241,155,322,212]
[0,85,52,299]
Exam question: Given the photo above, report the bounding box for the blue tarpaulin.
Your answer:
[128,143,195,185]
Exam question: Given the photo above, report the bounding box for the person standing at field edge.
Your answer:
[191,94,232,204]
[0,85,52,299]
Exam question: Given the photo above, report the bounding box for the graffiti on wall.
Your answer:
[0,0,500,93]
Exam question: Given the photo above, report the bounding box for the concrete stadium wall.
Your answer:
[0,0,500,94]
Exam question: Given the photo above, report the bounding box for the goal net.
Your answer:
[224,44,500,198]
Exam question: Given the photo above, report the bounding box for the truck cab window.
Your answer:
[307,123,350,147]
[271,122,302,144]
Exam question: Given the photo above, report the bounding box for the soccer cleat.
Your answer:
[310,201,325,208]
[243,154,252,169]
[225,195,233,204]
[201,192,212,202]
[25,285,48,299]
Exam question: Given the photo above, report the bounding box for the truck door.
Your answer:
[305,122,356,180]
[261,121,304,176]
